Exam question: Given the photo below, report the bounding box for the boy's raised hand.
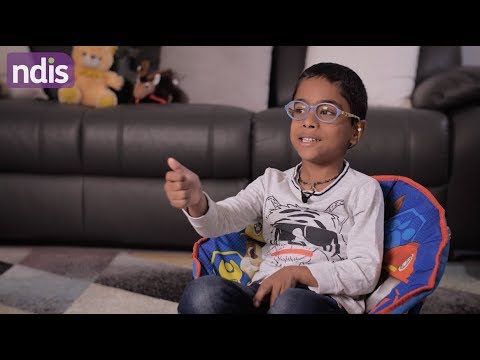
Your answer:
[164,157,208,217]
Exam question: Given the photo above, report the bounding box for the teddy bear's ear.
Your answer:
[111,46,119,55]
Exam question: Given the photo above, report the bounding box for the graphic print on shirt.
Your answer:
[265,196,348,266]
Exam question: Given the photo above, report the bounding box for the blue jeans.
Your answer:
[178,275,348,314]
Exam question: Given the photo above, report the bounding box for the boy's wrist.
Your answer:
[186,192,208,218]
[292,265,318,287]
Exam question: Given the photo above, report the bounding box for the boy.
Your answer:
[164,62,384,314]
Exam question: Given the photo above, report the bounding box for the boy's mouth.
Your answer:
[299,137,321,143]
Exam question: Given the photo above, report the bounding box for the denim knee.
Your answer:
[268,288,345,314]
[268,288,305,314]
[177,275,224,314]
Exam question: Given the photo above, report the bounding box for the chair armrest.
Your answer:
[412,66,480,111]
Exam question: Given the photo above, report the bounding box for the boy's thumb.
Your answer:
[167,157,184,171]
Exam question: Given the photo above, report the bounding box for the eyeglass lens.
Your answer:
[287,101,338,122]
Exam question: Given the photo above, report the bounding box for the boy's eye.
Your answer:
[317,104,338,120]
[319,106,334,115]
[293,104,307,113]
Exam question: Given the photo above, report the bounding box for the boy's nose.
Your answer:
[302,109,318,128]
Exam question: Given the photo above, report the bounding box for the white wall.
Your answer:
[462,46,480,65]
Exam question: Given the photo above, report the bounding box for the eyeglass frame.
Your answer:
[284,100,361,124]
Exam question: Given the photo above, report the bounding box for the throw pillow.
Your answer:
[412,66,480,110]
[304,46,420,108]
[0,46,49,100]
[160,46,272,112]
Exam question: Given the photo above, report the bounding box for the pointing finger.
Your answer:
[253,283,271,307]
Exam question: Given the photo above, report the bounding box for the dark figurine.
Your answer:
[133,60,188,104]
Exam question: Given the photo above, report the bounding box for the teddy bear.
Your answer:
[58,46,124,108]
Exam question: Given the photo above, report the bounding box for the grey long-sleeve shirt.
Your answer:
[184,161,384,314]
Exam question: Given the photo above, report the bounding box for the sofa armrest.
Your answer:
[412,66,480,111]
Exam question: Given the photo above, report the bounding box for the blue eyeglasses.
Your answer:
[284,100,361,124]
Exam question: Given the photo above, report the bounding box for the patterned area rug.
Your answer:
[0,246,192,314]
[0,245,479,314]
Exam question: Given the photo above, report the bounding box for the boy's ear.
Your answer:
[350,120,367,147]
[357,120,367,140]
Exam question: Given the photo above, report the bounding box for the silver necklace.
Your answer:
[298,169,340,192]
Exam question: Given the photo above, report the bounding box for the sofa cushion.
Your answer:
[160,46,272,112]
[304,46,420,108]
[0,174,83,240]
[82,103,253,179]
[0,99,84,173]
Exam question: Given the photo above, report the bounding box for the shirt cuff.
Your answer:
[305,262,338,294]
[182,192,217,221]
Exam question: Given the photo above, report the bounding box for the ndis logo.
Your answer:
[7,52,74,88]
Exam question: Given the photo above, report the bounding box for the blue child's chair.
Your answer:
[191,176,450,314]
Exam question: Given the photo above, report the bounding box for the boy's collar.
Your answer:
[293,160,349,182]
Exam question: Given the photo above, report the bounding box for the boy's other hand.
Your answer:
[253,267,298,307]
[164,157,207,216]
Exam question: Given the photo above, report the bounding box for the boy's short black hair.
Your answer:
[293,62,368,121]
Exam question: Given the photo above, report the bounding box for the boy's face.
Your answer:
[290,77,362,165]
